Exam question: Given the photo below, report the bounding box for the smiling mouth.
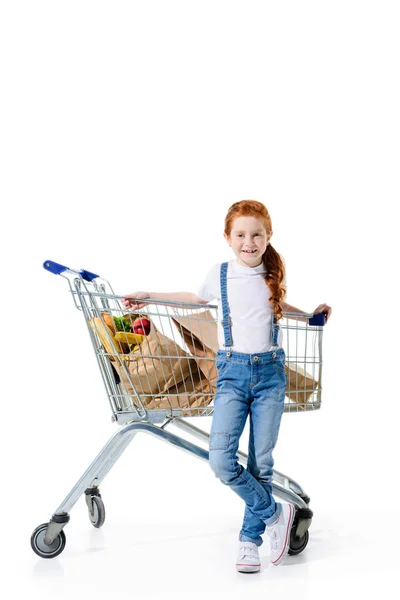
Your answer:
[242,250,256,253]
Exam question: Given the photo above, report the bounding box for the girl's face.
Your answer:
[225,215,272,268]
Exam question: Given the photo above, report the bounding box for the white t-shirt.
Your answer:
[197,259,286,353]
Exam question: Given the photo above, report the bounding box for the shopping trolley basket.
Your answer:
[31,260,326,559]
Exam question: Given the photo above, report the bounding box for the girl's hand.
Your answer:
[122,292,151,310]
[313,303,332,323]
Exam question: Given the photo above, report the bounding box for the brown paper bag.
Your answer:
[124,309,219,413]
[285,362,318,407]
[171,310,219,391]
[113,316,199,401]
[144,372,214,414]
[142,310,218,415]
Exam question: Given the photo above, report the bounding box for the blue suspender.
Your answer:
[219,262,280,351]
[270,313,279,348]
[220,262,233,349]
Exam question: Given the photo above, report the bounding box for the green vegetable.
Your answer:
[113,316,133,332]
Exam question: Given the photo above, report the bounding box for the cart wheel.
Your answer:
[31,523,66,559]
[88,495,106,528]
[288,528,309,555]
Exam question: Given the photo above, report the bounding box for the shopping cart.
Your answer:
[31,260,326,559]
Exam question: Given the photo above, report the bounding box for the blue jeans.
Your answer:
[209,348,287,547]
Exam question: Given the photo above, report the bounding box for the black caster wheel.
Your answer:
[31,523,66,559]
[288,528,309,555]
[88,495,106,528]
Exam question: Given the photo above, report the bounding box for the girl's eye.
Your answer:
[236,233,263,237]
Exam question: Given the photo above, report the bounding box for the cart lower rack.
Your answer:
[31,261,326,559]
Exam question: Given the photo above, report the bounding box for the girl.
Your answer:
[122,200,331,573]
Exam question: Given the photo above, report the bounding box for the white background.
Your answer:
[1,1,399,598]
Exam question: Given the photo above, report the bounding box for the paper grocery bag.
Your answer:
[114,316,198,399]
[285,362,318,407]
[171,310,219,392]
[132,309,219,414]
[144,372,215,414]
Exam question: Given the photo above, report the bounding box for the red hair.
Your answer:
[224,200,287,321]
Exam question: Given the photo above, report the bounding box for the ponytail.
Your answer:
[262,245,286,321]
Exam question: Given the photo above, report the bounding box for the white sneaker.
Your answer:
[266,503,295,566]
[235,541,261,573]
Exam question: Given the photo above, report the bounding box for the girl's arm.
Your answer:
[281,301,332,323]
[147,292,208,307]
[281,301,309,323]
[122,291,208,310]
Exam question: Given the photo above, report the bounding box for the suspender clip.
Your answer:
[221,317,232,327]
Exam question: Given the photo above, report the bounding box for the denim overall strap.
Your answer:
[220,262,233,350]
[270,313,280,349]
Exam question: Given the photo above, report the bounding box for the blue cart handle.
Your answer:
[308,313,326,326]
[43,260,99,282]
